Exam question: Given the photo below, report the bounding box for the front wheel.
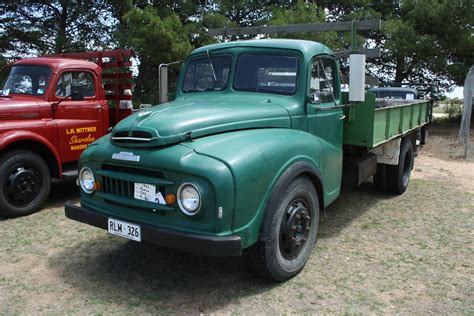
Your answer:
[250,176,320,281]
[0,150,51,217]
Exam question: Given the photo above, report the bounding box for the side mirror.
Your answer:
[71,84,85,101]
[349,54,366,102]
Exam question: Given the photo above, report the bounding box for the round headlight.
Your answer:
[177,183,201,215]
[79,167,95,194]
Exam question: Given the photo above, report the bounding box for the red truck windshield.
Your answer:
[0,65,52,96]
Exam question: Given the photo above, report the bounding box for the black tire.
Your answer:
[373,163,389,192]
[249,176,320,282]
[0,150,51,217]
[386,139,414,195]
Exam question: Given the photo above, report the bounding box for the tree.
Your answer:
[326,0,474,91]
[268,0,345,51]
[117,5,193,103]
[0,0,115,56]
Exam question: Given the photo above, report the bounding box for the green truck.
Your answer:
[65,39,432,281]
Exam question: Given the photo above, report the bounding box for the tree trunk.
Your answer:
[394,56,406,83]
[55,1,68,53]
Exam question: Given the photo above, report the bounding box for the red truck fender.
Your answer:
[0,130,62,178]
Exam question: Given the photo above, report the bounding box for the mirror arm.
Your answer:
[52,94,72,109]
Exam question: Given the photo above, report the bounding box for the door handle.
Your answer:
[94,105,102,112]
[339,114,346,120]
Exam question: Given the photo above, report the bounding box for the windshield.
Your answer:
[234,54,298,95]
[182,55,231,92]
[0,65,52,96]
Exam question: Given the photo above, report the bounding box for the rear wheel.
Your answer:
[0,150,51,217]
[387,139,414,195]
[373,163,389,192]
[250,176,320,281]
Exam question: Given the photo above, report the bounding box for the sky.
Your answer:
[446,86,464,99]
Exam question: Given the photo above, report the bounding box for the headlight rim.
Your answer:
[177,182,201,216]
[79,167,95,194]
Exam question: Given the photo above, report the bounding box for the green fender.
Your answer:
[185,128,341,248]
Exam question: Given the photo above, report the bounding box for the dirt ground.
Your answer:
[0,123,473,314]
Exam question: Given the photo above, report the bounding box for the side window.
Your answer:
[56,72,95,97]
[310,58,337,103]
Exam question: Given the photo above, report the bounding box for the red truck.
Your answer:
[0,50,133,217]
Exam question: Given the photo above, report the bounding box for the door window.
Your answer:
[310,58,337,103]
[56,72,95,97]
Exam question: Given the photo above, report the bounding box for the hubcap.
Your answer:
[279,200,311,260]
[3,163,41,207]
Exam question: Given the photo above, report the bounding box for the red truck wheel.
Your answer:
[0,150,51,217]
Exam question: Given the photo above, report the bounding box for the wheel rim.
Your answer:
[279,200,311,260]
[3,163,42,207]
[402,150,412,187]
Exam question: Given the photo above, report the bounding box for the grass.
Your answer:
[0,128,473,314]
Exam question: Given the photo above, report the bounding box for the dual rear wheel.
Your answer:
[374,138,414,194]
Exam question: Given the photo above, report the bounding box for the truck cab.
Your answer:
[65,40,431,281]
[0,51,132,217]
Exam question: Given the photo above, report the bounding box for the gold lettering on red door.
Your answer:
[67,126,97,151]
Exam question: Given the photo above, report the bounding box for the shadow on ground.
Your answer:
[48,180,394,311]
[47,178,80,208]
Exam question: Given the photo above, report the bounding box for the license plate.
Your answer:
[134,182,156,202]
[108,218,141,242]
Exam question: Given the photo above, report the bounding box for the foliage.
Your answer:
[117,5,193,103]
[443,98,464,121]
[0,0,115,56]
[368,0,473,90]
[268,0,343,50]
[1,0,472,99]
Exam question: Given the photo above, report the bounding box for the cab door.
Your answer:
[53,70,105,163]
[306,56,344,203]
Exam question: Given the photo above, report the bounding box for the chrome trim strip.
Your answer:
[111,137,152,142]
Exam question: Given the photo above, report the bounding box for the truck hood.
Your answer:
[111,98,291,147]
[0,95,42,120]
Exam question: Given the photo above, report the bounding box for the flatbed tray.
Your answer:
[342,92,432,149]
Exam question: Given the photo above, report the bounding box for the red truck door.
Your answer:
[52,70,106,163]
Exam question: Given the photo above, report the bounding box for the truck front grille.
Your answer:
[102,176,134,198]
[100,164,167,199]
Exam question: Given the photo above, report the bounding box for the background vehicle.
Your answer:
[0,50,133,217]
[65,38,433,281]
[368,86,418,100]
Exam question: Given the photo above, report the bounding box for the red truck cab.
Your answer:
[0,50,133,217]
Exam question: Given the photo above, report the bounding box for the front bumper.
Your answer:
[64,201,242,257]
